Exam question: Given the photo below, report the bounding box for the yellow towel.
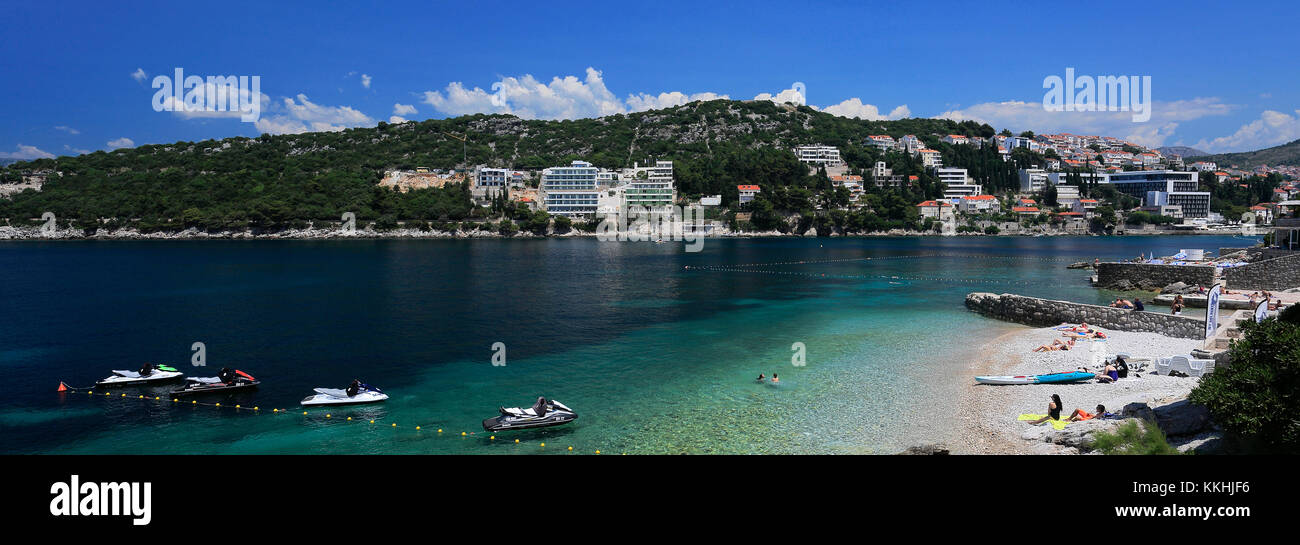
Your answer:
[1018,414,1068,430]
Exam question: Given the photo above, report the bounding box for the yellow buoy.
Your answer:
[192,400,197,404]
[595,450,601,454]
[172,399,178,402]
[540,443,545,447]
[437,429,443,433]
[490,436,495,440]
[514,439,520,444]
[461,431,467,436]
[303,411,308,415]
[568,446,573,451]
[347,417,352,421]
[235,404,241,409]
[215,403,221,407]
[326,414,331,418]
[415,426,421,430]
[369,420,375,424]
[391,423,396,427]
[138,395,143,399]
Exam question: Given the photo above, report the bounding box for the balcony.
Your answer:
[1276,217,1300,227]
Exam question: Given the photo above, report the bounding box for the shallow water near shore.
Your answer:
[0,235,1252,454]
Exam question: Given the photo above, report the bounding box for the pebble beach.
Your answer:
[957,324,1205,454]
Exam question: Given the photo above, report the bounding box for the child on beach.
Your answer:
[1027,395,1063,425]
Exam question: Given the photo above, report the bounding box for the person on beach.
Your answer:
[1027,395,1063,425]
[1133,299,1145,311]
[1171,295,1184,315]
[1034,339,1074,352]
[1094,363,1119,383]
[1067,404,1109,422]
[1113,356,1129,379]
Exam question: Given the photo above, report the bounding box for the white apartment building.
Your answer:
[1019,168,1049,193]
[917,149,942,168]
[738,184,761,205]
[866,135,897,152]
[899,135,924,153]
[624,160,676,210]
[542,160,601,219]
[473,167,511,200]
[935,167,981,199]
[794,145,842,167]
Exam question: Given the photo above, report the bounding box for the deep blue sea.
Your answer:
[0,235,1254,454]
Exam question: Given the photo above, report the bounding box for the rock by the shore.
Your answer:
[1160,281,1192,295]
[1067,261,1094,270]
[896,444,950,455]
[1153,398,1212,437]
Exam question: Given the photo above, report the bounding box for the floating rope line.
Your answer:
[55,386,616,454]
[683,265,1056,287]
[697,252,1086,269]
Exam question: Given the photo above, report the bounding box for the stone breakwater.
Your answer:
[1094,262,1216,291]
[964,292,1205,339]
[1223,252,1300,291]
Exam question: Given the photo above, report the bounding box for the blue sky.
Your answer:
[3,0,1299,161]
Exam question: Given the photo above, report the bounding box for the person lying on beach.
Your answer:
[1034,339,1075,352]
[1067,404,1110,422]
[1110,299,1133,309]
[1027,395,1063,425]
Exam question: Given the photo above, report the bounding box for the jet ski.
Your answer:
[482,397,577,432]
[300,382,387,406]
[171,368,259,397]
[95,363,185,388]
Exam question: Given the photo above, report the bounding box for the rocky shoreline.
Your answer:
[0,223,1247,241]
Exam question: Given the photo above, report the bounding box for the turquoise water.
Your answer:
[0,235,1252,454]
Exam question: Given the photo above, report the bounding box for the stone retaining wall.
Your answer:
[1094,262,1216,290]
[1223,252,1300,290]
[965,292,1206,339]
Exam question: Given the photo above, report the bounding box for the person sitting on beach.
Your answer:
[1094,363,1119,383]
[1113,356,1129,379]
[1067,404,1109,422]
[1035,339,1074,352]
[1027,395,1064,425]
[1171,295,1185,315]
[1110,298,1133,309]
[1133,299,1145,311]
[771,373,780,384]
[756,373,766,383]
[1196,285,1207,295]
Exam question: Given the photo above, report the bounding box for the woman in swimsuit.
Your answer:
[1028,394,1064,425]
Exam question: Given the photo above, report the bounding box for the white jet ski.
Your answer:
[95,364,185,388]
[300,384,388,406]
[482,397,578,431]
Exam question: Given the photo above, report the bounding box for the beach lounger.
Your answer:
[1154,357,1172,375]
[1187,358,1214,377]
[1169,356,1193,376]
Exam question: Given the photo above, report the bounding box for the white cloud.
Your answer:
[107,137,134,149]
[158,80,270,120]
[0,144,55,160]
[625,91,729,112]
[389,116,408,124]
[361,74,372,89]
[934,97,1233,148]
[1195,109,1300,153]
[254,94,376,135]
[393,103,417,116]
[64,144,91,155]
[54,125,80,135]
[131,68,147,83]
[423,67,628,120]
[754,87,806,105]
[822,98,911,120]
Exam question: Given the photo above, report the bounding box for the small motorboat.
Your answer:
[482,397,577,432]
[300,382,387,406]
[95,363,185,388]
[171,368,260,397]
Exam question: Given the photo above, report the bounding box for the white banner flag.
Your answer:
[1256,300,1269,323]
[1204,283,1221,343]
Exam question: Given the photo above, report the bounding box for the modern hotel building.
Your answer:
[1104,170,1211,218]
[542,161,601,219]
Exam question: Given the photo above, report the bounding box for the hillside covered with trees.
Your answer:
[0,100,994,233]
